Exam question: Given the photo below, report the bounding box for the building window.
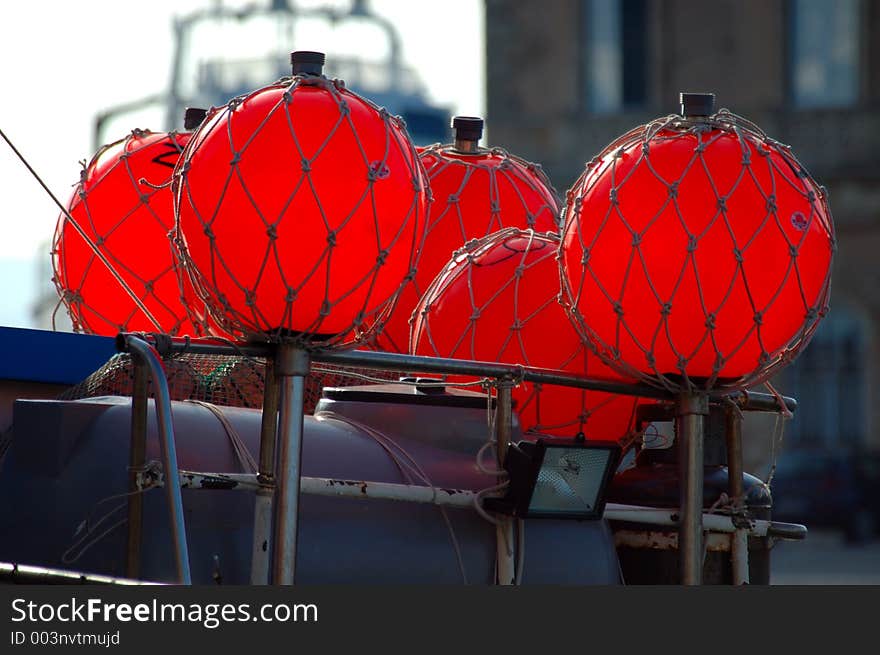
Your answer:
[782,308,868,447]
[583,0,647,113]
[789,0,860,109]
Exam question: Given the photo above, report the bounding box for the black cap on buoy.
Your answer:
[452,116,483,153]
[680,92,716,117]
[291,50,326,76]
[184,107,208,130]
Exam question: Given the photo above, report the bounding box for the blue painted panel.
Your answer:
[0,327,115,385]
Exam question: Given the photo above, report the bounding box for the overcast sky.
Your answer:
[0,0,484,330]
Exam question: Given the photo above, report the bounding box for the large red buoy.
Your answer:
[412,228,639,441]
[560,94,834,390]
[174,51,428,347]
[53,126,204,336]
[370,116,560,353]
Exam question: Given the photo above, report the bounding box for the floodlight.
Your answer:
[485,437,620,519]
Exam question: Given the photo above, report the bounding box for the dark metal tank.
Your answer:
[0,382,621,584]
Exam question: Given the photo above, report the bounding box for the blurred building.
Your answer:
[485,0,880,454]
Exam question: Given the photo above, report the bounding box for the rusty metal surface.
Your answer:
[614,529,731,552]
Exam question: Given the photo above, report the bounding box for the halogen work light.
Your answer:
[486,437,621,519]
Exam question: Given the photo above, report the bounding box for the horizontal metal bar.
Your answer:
[0,561,163,586]
[605,503,807,539]
[729,389,797,414]
[115,333,797,414]
[179,471,259,490]
[116,333,272,359]
[302,477,477,508]
[172,471,807,541]
[765,521,808,540]
[176,470,478,509]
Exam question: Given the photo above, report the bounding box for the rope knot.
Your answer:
[581,248,591,265]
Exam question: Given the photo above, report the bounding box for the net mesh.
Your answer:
[367,144,561,354]
[559,109,835,393]
[57,352,403,415]
[417,143,561,253]
[52,129,207,337]
[413,228,639,441]
[173,72,428,350]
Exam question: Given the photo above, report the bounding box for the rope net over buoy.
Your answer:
[173,51,429,349]
[53,129,209,336]
[559,97,834,392]
[370,116,560,353]
[412,228,640,441]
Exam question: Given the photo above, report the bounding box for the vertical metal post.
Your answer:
[726,405,749,585]
[125,359,149,579]
[676,393,709,585]
[495,380,516,585]
[271,345,310,586]
[251,358,279,585]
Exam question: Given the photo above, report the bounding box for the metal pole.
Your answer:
[125,359,149,579]
[726,405,749,585]
[495,381,516,586]
[125,337,192,585]
[271,345,310,586]
[677,393,708,585]
[251,358,279,585]
[117,334,799,413]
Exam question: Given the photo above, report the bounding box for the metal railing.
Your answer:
[116,333,801,586]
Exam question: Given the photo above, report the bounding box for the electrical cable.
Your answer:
[314,410,469,584]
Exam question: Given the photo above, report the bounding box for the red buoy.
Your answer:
[53,129,205,336]
[369,116,560,353]
[174,51,428,347]
[412,228,639,441]
[560,94,834,390]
